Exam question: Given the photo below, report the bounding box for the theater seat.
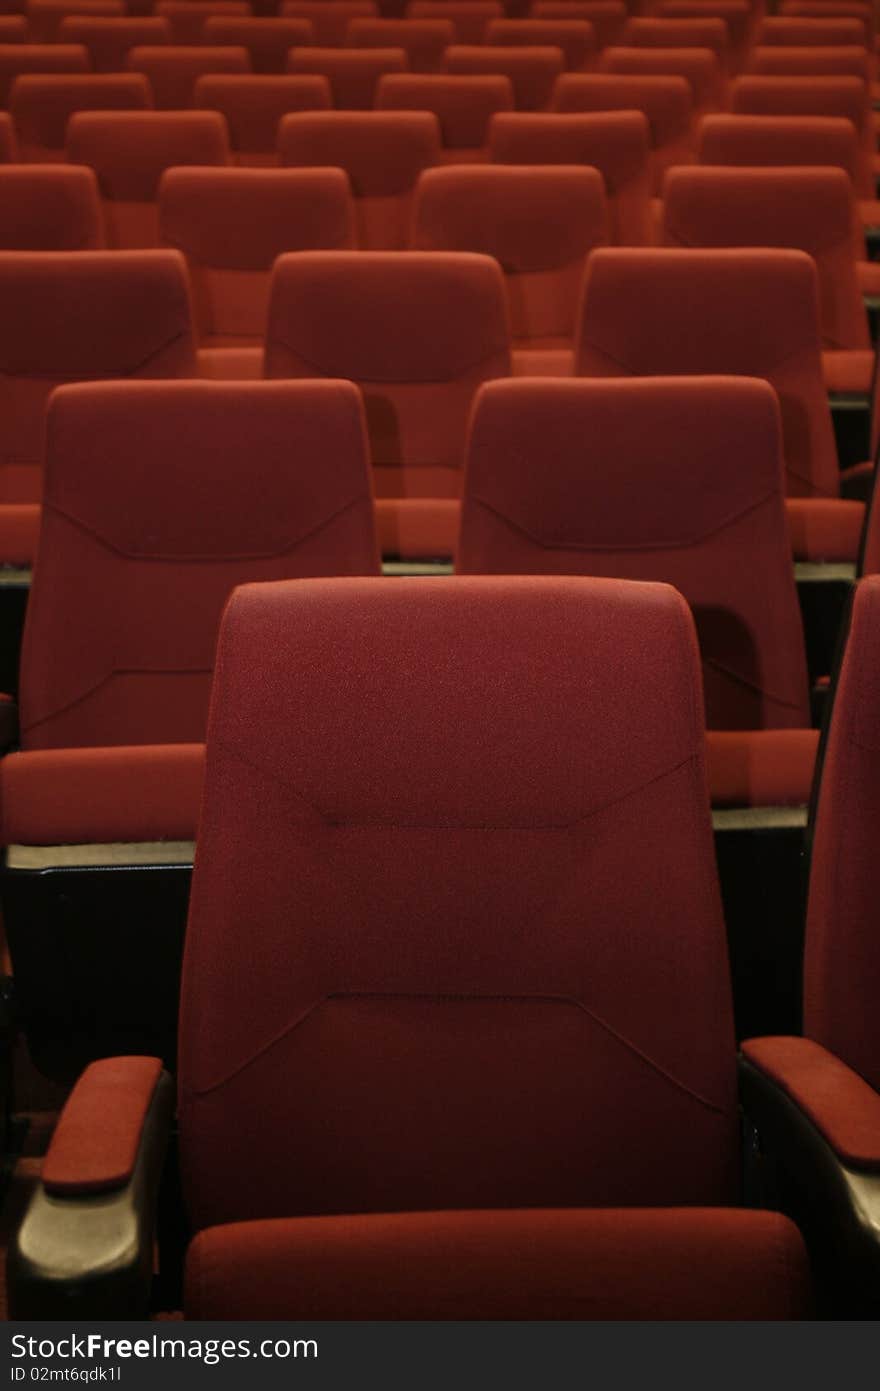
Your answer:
[204,16,315,72]
[0,44,90,107]
[0,17,27,43]
[10,72,150,161]
[346,17,453,71]
[126,44,250,108]
[280,0,377,47]
[0,165,104,249]
[154,1,251,45]
[289,45,407,107]
[551,71,695,190]
[623,13,730,64]
[647,0,751,72]
[57,16,170,72]
[278,109,440,248]
[26,0,123,44]
[532,0,627,52]
[0,112,17,161]
[376,72,513,160]
[747,45,873,82]
[444,42,564,109]
[194,73,331,165]
[601,44,726,113]
[486,18,598,70]
[757,15,869,48]
[407,0,503,44]
[730,75,875,196]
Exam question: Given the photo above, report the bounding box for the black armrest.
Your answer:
[7,1057,174,1319]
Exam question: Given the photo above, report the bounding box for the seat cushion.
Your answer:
[186,1206,811,1319]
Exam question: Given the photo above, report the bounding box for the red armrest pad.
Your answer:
[374,498,460,560]
[705,728,819,808]
[785,497,864,563]
[42,1056,163,1196]
[742,1036,880,1172]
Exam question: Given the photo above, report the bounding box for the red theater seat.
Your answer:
[444,42,564,109]
[288,45,407,107]
[280,0,377,47]
[160,166,355,365]
[647,0,751,71]
[0,112,17,160]
[407,0,503,43]
[376,72,513,159]
[127,45,250,109]
[26,0,122,44]
[154,1,251,45]
[485,18,598,70]
[531,1,627,52]
[412,164,606,355]
[194,73,331,164]
[574,247,864,559]
[730,75,873,169]
[345,17,453,71]
[204,16,315,72]
[278,109,440,248]
[551,71,694,190]
[0,164,104,248]
[747,45,873,81]
[66,110,230,248]
[458,376,811,742]
[0,44,90,108]
[601,44,726,112]
[10,72,151,161]
[623,14,730,62]
[0,17,27,43]
[264,250,510,554]
[757,15,869,47]
[57,16,170,72]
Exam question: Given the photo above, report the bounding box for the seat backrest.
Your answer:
[0,164,104,249]
[458,376,810,730]
[731,73,869,135]
[126,44,250,108]
[532,1,627,52]
[575,247,840,499]
[0,112,17,161]
[412,164,607,341]
[0,43,89,108]
[0,16,28,43]
[781,0,872,17]
[22,379,378,751]
[155,1,251,45]
[345,17,454,71]
[697,112,865,190]
[277,110,440,246]
[179,571,738,1231]
[623,14,729,58]
[747,45,872,81]
[289,45,407,107]
[0,249,196,506]
[280,0,377,47]
[648,1,751,65]
[376,72,513,150]
[601,44,725,110]
[26,0,123,44]
[757,15,868,46]
[488,109,652,244]
[57,16,170,71]
[264,250,511,498]
[204,16,315,72]
[10,72,151,159]
[194,73,331,161]
[444,42,565,109]
[407,1,503,43]
[160,166,355,339]
[66,110,230,247]
[804,574,880,1088]
[551,72,694,188]
[486,18,598,70]
[662,165,869,351]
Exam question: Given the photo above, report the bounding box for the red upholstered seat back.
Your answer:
[730,74,872,180]
[0,113,17,161]
[27,0,123,44]
[662,165,869,351]
[204,16,316,72]
[623,14,729,58]
[20,379,378,749]
[0,43,89,107]
[649,1,751,67]
[280,0,377,47]
[412,164,607,341]
[264,250,511,498]
[57,16,170,71]
[126,44,250,108]
[696,113,865,191]
[407,1,503,44]
[601,44,726,111]
[277,110,440,246]
[376,72,513,152]
[288,45,408,108]
[532,1,627,51]
[757,15,868,46]
[444,42,565,108]
[0,249,196,505]
[178,574,738,1231]
[194,74,331,162]
[551,72,694,188]
[805,576,880,1089]
[488,109,652,244]
[10,72,151,160]
[748,45,872,81]
[486,18,598,70]
[346,17,453,70]
[155,1,252,45]
[0,165,104,249]
[160,167,355,341]
[67,110,230,247]
[458,377,810,730]
[575,247,840,499]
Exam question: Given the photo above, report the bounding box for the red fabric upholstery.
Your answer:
[551,72,695,189]
[277,110,440,247]
[0,250,195,509]
[160,167,355,343]
[281,0,377,47]
[757,15,868,46]
[458,376,810,731]
[696,112,871,197]
[374,495,460,557]
[486,18,598,70]
[377,73,512,153]
[57,16,170,72]
[412,165,607,343]
[178,575,738,1231]
[532,1,627,52]
[10,73,150,161]
[289,45,407,107]
[0,744,205,844]
[27,0,123,44]
[0,165,104,249]
[742,1037,880,1171]
[804,576,880,1088]
[785,497,865,562]
[649,1,751,70]
[346,17,453,71]
[0,112,16,161]
[488,109,652,244]
[705,728,819,806]
[444,43,565,109]
[67,110,230,248]
[575,248,842,501]
[20,379,377,749]
[194,74,331,162]
[782,0,872,15]
[42,1058,163,1196]
[0,17,27,43]
[154,1,251,45]
[623,14,729,59]
[661,166,870,353]
[408,1,503,44]
[264,250,511,498]
[730,75,873,187]
[601,44,726,111]
[186,1207,811,1319]
[748,45,873,81]
[204,16,315,72]
[127,44,250,109]
[0,504,40,564]
[0,43,90,105]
